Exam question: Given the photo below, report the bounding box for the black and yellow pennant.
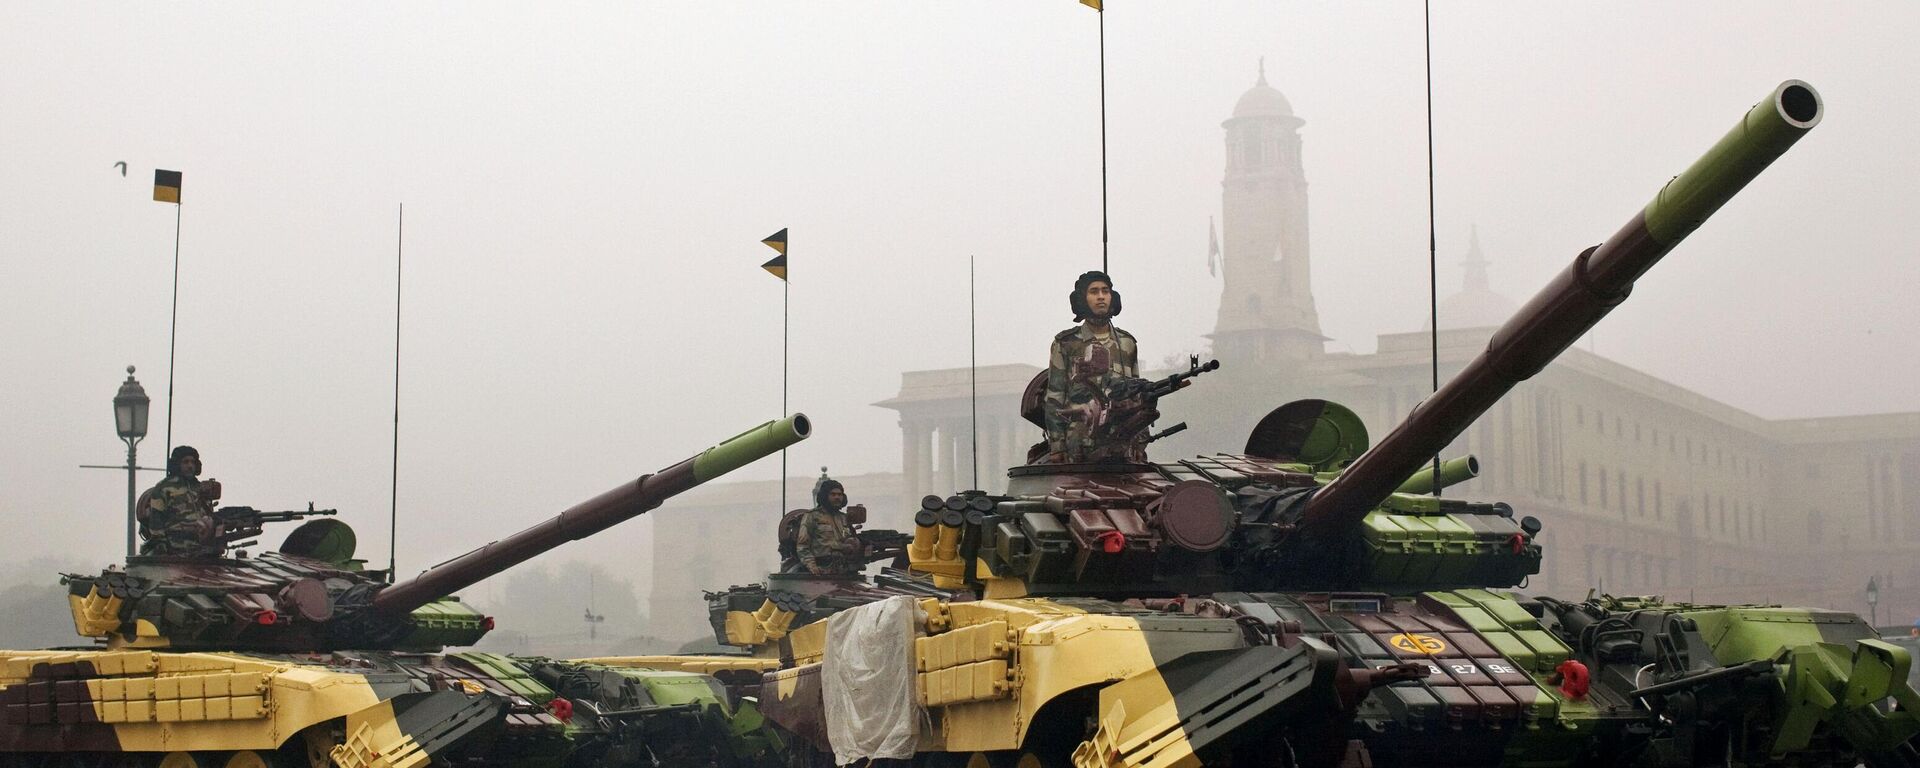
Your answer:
[760,228,788,281]
[153,169,182,204]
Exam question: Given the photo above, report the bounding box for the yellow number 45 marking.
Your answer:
[1388,632,1447,655]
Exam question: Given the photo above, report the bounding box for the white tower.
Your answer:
[1211,61,1324,365]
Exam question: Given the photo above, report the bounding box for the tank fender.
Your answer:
[1070,640,1344,768]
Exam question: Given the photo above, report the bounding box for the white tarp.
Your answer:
[822,595,926,764]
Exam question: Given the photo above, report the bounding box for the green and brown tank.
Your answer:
[699,82,1920,767]
[0,415,811,768]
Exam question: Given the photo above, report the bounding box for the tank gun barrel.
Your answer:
[1302,80,1821,533]
[1394,455,1478,495]
[372,414,811,616]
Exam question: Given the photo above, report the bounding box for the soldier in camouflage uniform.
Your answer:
[1043,271,1139,463]
[794,478,864,576]
[139,446,224,557]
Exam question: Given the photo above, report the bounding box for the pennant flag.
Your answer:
[153,169,182,204]
[1081,0,1101,9]
[760,228,788,281]
[1206,217,1220,277]
[761,255,787,281]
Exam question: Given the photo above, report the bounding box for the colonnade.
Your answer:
[901,416,1039,502]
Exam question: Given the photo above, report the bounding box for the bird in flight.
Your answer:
[113,161,127,177]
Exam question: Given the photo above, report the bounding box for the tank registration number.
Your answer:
[1387,632,1447,654]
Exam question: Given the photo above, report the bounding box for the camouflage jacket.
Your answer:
[141,475,217,557]
[795,507,861,576]
[1044,323,1139,459]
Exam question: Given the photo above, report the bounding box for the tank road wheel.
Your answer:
[1013,751,1070,768]
[155,754,212,768]
[297,726,342,768]
[915,751,1011,768]
[102,754,154,768]
[222,752,278,768]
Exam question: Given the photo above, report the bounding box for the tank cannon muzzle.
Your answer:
[371,414,811,616]
[1302,81,1821,533]
[1394,455,1477,495]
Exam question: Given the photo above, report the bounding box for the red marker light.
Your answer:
[1098,531,1126,554]
[254,611,279,626]
[1555,659,1591,700]
[548,697,574,722]
[480,616,496,631]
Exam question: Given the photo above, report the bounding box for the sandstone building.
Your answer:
[649,68,1920,643]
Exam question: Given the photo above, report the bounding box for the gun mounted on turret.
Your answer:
[914,81,1823,598]
[210,503,338,552]
[64,415,811,652]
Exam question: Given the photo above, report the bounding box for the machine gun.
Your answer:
[1091,356,1223,461]
[856,528,914,568]
[212,503,338,549]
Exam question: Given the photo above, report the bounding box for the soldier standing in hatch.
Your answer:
[140,445,224,557]
[794,478,865,576]
[1043,270,1139,463]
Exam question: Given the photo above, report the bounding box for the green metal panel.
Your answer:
[454,652,556,704]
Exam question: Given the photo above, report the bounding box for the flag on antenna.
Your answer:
[1080,0,1101,9]
[760,228,788,281]
[153,170,182,204]
[1206,218,1220,276]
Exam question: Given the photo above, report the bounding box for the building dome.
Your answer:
[1233,60,1294,118]
[1436,287,1518,330]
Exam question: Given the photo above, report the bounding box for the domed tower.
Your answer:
[1211,60,1324,366]
[1432,226,1518,330]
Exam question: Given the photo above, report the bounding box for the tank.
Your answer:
[1,415,810,768]
[702,82,1920,767]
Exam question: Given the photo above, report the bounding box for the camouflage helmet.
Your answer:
[1070,270,1122,322]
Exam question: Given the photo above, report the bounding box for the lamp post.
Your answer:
[113,367,151,557]
[1867,576,1881,631]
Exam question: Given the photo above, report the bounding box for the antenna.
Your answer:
[390,203,403,579]
[1098,7,1110,274]
[1423,0,1442,496]
[970,256,979,490]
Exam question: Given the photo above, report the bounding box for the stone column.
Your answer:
[978,419,999,492]
[943,423,962,495]
[902,421,930,507]
[1007,419,1029,469]
[931,424,952,495]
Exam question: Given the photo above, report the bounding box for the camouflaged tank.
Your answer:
[702,82,1920,767]
[0,415,811,768]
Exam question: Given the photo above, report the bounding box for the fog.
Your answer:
[3,3,1916,616]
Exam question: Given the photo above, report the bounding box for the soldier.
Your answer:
[1043,270,1139,463]
[794,478,865,576]
[139,445,223,557]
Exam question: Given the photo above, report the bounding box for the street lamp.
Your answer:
[1867,576,1881,630]
[113,366,150,556]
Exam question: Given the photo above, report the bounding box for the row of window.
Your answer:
[1573,404,1761,477]
[1569,462,1765,541]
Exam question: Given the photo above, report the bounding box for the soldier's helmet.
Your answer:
[813,471,845,510]
[167,445,200,476]
[1070,270,1123,321]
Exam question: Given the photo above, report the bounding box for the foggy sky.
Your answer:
[4,3,1917,600]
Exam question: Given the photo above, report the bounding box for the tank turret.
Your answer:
[911,80,1824,599]
[64,414,811,652]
